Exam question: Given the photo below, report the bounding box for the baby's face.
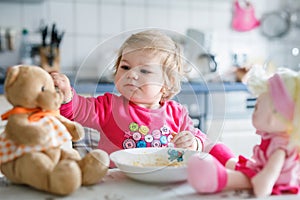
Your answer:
[114,49,165,109]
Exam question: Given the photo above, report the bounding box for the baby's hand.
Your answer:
[50,72,73,103]
[171,131,198,150]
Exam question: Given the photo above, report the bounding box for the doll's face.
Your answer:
[252,92,288,133]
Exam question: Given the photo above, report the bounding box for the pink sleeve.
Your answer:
[60,90,113,131]
[178,105,207,150]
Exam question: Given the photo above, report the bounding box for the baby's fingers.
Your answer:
[50,73,70,90]
[172,131,195,149]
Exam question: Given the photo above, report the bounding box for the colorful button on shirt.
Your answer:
[139,125,149,135]
[129,122,139,132]
[123,122,173,149]
[123,138,136,149]
[137,140,147,148]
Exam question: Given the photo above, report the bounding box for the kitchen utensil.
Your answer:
[290,9,300,28]
[0,67,5,84]
[40,46,60,72]
[231,0,260,32]
[40,25,47,47]
[49,23,64,48]
[198,53,217,73]
[110,147,199,183]
[56,31,64,48]
[185,29,218,82]
[185,53,218,83]
[39,23,64,72]
[6,28,16,51]
[19,29,33,65]
[0,27,5,52]
[260,11,290,39]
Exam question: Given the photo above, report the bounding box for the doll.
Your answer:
[187,67,300,197]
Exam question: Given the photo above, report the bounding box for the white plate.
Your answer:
[110,147,199,183]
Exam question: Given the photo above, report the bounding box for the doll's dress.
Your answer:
[235,130,300,195]
[0,116,71,164]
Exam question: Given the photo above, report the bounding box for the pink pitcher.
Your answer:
[232,0,260,31]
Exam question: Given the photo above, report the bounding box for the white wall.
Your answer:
[0,0,300,79]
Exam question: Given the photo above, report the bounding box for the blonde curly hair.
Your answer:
[113,30,183,100]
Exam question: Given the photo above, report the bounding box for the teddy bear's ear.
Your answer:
[4,66,20,88]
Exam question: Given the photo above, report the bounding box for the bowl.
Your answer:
[109,147,200,183]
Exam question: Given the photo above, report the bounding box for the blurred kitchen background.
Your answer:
[1,0,300,78]
[1,0,300,156]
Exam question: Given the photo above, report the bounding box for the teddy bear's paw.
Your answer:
[49,160,82,195]
[78,149,109,185]
[69,122,85,142]
[60,148,81,161]
[187,153,227,193]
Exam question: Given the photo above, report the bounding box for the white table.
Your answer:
[0,169,299,200]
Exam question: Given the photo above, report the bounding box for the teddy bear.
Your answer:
[187,67,300,197]
[0,65,110,195]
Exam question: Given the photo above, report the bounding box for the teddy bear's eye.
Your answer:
[41,86,45,92]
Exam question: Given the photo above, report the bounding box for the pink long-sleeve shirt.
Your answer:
[60,92,207,155]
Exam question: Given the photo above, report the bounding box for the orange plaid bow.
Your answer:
[1,107,59,122]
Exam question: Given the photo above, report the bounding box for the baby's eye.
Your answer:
[41,86,45,92]
[120,65,130,70]
[140,69,151,74]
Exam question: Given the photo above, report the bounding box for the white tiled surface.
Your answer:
[124,4,146,30]
[48,1,74,34]
[0,0,300,76]
[75,2,99,35]
[0,3,21,28]
[100,3,123,35]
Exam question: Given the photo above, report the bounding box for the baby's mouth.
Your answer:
[125,83,139,89]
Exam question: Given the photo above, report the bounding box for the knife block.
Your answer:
[39,46,60,72]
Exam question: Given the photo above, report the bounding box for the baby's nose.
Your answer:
[127,69,138,79]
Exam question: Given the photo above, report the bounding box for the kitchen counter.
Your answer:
[1,169,299,200]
